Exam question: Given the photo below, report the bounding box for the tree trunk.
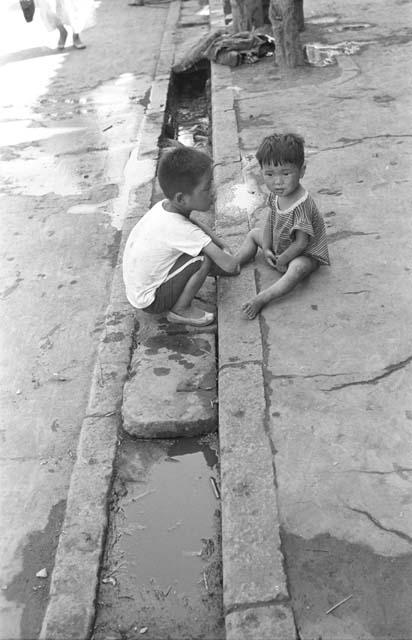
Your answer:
[230,0,265,32]
[294,0,304,31]
[269,0,305,68]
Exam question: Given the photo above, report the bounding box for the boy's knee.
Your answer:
[199,254,212,273]
[250,228,263,246]
[289,256,317,277]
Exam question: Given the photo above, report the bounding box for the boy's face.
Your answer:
[261,162,304,197]
[182,169,213,213]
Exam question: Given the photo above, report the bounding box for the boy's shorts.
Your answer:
[143,254,204,314]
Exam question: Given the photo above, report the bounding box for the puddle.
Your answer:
[66,203,109,215]
[282,530,412,638]
[0,122,86,147]
[305,41,364,66]
[163,67,210,152]
[117,437,218,593]
[329,23,373,32]
[3,500,66,640]
[93,435,224,640]
[1,71,151,214]
[307,15,339,26]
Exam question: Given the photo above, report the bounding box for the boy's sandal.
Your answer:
[166,310,214,326]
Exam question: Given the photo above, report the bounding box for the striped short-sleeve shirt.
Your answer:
[268,190,330,266]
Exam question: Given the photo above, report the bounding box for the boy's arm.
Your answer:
[190,215,226,250]
[202,241,240,275]
[276,230,309,268]
[262,209,276,267]
[262,210,272,251]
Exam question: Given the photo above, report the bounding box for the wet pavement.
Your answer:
[0,0,170,637]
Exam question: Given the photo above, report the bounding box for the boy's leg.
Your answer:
[242,255,318,319]
[234,229,263,265]
[171,255,212,319]
[143,254,213,324]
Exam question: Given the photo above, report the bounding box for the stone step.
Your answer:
[122,308,217,438]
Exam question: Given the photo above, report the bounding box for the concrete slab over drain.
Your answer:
[122,332,217,438]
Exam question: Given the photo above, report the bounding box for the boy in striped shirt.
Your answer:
[236,133,330,319]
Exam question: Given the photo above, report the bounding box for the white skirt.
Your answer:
[35,0,96,33]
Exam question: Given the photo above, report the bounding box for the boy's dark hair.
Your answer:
[158,146,212,198]
[256,133,305,169]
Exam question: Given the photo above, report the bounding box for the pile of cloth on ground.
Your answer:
[172,28,276,73]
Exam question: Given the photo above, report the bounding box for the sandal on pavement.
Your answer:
[167,310,214,326]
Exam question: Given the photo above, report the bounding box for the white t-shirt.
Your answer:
[123,200,211,309]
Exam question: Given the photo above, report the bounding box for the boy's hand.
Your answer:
[263,248,277,268]
[275,255,288,270]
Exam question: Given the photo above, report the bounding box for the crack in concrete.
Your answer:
[225,593,290,616]
[219,359,262,372]
[213,158,242,169]
[347,467,412,477]
[253,269,302,635]
[348,506,412,545]
[272,371,354,380]
[327,230,377,243]
[258,308,279,463]
[324,354,412,391]
[314,133,412,154]
[343,289,370,295]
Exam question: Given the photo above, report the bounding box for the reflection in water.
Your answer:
[93,434,224,639]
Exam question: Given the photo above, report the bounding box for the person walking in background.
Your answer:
[34,0,95,49]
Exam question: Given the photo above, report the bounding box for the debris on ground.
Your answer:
[304,41,364,66]
[326,594,353,615]
[173,28,275,73]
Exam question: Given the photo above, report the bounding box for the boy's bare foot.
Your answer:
[242,297,264,320]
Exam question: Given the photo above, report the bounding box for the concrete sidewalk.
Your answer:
[211,0,412,637]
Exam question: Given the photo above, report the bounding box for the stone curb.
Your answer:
[208,0,297,637]
[39,2,181,638]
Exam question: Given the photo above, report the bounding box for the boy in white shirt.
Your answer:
[123,147,239,326]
